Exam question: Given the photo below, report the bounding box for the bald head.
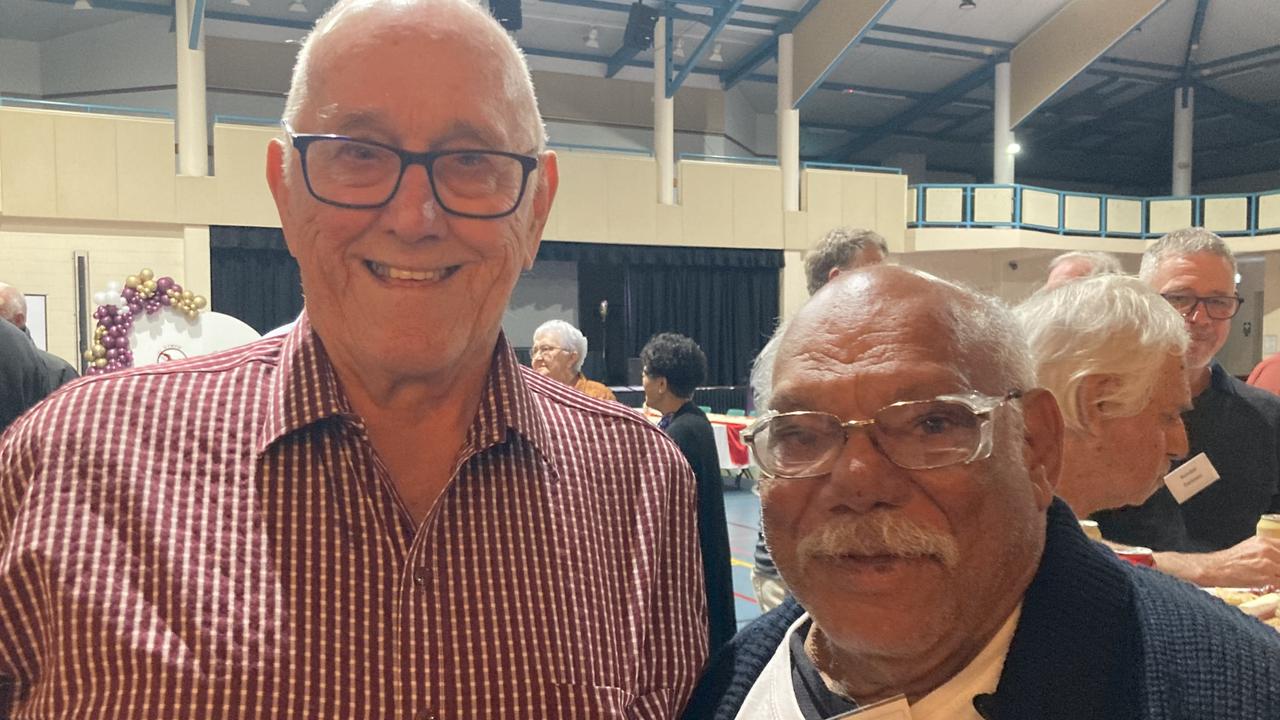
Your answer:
[776,266,1035,400]
[0,283,26,328]
[282,0,545,154]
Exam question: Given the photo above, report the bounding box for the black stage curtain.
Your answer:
[209,226,303,334]
[540,241,781,387]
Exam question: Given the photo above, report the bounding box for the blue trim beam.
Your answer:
[668,0,745,97]
[1181,0,1210,82]
[720,0,823,90]
[821,61,995,161]
[187,0,205,50]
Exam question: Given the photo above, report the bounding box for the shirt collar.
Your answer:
[257,310,553,458]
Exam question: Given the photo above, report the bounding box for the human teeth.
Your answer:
[370,262,448,281]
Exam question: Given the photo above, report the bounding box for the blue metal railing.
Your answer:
[0,96,173,119]
[909,182,1280,239]
[548,141,652,156]
[212,114,280,127]
[678,153,777,166]
[803,160,902,174]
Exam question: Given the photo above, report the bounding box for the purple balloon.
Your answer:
[156,277,175,293]
[159,294,171,306]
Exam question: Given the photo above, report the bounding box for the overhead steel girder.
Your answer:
[821,61,996,162]
[1032,81,1176,149]
[188,0,206,50]
[720,0,824,90]
[1181,0,1210,82]
[667,0,746,97]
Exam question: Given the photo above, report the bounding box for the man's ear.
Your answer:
[1074,375,1117,434]
[521,151,559,271]
[1019,387,1064,510]
[265,138,299,260]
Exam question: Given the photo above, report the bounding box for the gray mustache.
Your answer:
[797,513,961,569]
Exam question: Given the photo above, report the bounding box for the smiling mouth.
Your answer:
[366,260,460,283]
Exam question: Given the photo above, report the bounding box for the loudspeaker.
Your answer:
[623,2,659,49]
[489,0,522,31]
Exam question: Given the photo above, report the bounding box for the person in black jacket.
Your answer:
[641,332,736,653]
[0,318,52,435]
[0,282,79,392]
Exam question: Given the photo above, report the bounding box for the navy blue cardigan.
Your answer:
[682,499,1280,720]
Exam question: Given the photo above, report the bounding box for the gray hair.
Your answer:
[1139,227,1236,282]
[0,283,25,325]
[759,267,1035,413]
[533,319,587,374]
[803,227,889,296]
[1048,251,1123,278]
[1016,274,1188,434]
[281,0,546,156]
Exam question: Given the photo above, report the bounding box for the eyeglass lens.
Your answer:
[755,399,987,477]
[1162,293,1242,320]
[302,139,529,216]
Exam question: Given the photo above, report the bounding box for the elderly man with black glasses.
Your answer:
[682,264,1280,720]
[1093,228,1280,587]
[0,0,708,717]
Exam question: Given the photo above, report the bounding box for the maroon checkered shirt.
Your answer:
[0,314,707,718]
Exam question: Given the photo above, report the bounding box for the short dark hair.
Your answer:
[804,227,889,295]
[640,332,707,399]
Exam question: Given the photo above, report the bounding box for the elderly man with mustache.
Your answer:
[682,265,1280,720]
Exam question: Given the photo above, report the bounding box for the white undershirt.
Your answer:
[735,605,1023,720]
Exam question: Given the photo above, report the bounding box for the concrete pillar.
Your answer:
[175,0,208,177]
[992,61,1014,184]
[654,17,675,205]
[777,33,800,212]
[1172,85,1194,197]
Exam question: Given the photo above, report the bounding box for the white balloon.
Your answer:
[93,291,108,305]
[104,290,121,306]
[105,280,122,293]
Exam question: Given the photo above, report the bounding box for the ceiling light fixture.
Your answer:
[673,38,685,59]
[231,0,250,5]
[585,27,600,49]
[709,42,723,63]
[960,0,977,8]
[1007,141,1022,155]
[73,0,92,9]
[288,0,307,12]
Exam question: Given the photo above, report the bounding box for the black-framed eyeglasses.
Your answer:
[283,123,539,219]
[742,390,1022,479]
[1161,292,1243,320]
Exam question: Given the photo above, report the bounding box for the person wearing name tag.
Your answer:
[1092,229,1280,587]
[682,265,1280,720]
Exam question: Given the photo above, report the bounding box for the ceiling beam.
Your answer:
[1194,83,1280,131]
[821,62,995,161]
[1196,42,1280,70]
[1181,0,1210,83]
[1031,81,1175,148]
[719,0,824,90]
[870,24,1015,51]
[667,0,745,95]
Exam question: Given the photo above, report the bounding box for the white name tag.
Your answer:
[1164,452,1220,504]
[830,695,913,719]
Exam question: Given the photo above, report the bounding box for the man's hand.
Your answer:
[1153,536,1280,587]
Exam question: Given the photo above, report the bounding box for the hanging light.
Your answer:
[288,0,308,12]
[673,38,685,59]
[73,0,93,9]
[1006,141,1022,155]
[585,27,600,49]
[960,0,977,8]
[709,42,723,63]
[231,0,250,6]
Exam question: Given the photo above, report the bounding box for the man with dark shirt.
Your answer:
[1094,228,1280,587]
[0,319,51,434]
[0,282,79,392]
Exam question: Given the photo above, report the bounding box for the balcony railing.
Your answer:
[909,183,1280,239]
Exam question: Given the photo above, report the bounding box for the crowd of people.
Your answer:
[2,0,1280,717]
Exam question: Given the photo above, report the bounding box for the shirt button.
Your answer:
[413,568,429,586]
[416,709,438,720]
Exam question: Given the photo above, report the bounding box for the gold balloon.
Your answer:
[180,290,194,301]
[193,296,207,310]
[94,358,107,368]
[139,268,154,282]
[186,310,198,321]
[92,344,105,357]
[125,275,140,289]
[83,350,95,362]
[143,280,157,292]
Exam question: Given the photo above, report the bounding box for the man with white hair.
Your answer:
[0,281,78,391]
[1094,228,1280,586]
[0,1,706,716]
[1017,275,1192,520]
[530,318,616,401]
[1042,250,1124,289]
[684,265,1280,720]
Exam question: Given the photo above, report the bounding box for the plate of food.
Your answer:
[1205,586,1280,629]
